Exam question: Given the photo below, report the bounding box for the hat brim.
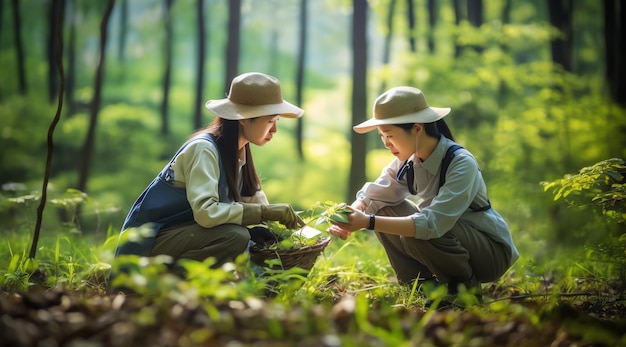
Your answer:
[353,107,450,134]
[205,99,304,120]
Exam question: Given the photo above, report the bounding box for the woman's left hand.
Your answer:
[328,206,369,240]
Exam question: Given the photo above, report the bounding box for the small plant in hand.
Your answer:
[260,201,351,250]
[316,201,352,224]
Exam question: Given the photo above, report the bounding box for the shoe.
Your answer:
[424,296,456,310]
[448,274,483,299]
[425,275,483,310]
[418,276,441,290]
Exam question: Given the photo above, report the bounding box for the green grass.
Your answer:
[1,193,625,346]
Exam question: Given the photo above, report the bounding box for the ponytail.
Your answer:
[424,119,455,141]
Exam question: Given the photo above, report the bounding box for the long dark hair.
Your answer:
[396,119,455,141]
[188,118,261,201]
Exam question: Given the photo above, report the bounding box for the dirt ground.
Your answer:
[1,285,625,347]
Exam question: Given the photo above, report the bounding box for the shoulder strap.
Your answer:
[439,144,463,189]
[439,144,492,212]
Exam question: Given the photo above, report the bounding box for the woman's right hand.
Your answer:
[328,201,366,240]
[351,200,367,212]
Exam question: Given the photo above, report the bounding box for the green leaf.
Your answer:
[329,213,349,223]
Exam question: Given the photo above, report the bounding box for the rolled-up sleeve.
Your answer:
[357,159,412,214]
[172,141,243,228]
[411,152,480,239]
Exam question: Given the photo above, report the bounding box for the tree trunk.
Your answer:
[501,0,511,24]
[118,0,127,62]
[380,0,396,95]
[0,1,3,42]
[161,0,174,136]
[30,0,66,259]
[427,0,436,53]
[406,0,415,53]
[467,0,483,52]
[604,0,625,106]
[348,0,368,202]
[65,0,77,114]
[467,0,482,27]
[452,0,463,58]
[224,0,241,95]
[547,0,574,72]
[193,0,206,130]
[295,0,308,161]
[498,0,512,108]
[76,0,115,193]
[11,0,27,94]
[47,0,64,103]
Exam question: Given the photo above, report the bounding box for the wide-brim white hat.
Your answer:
[205,72,304,120]
[353,86,450,134]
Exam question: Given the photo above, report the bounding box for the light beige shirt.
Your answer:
[170,139,268,228]
[356,136,519,266]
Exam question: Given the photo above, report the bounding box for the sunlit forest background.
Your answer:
[1,0,624,272]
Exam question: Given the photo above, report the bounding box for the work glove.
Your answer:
[248,226,280,247]
[261,203,305,229]
[241,203,305,230]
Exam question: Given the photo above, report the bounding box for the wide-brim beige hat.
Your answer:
[353,86,450,133]
[205,72,304,120]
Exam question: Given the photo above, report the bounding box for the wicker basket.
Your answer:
[249,237,331,272]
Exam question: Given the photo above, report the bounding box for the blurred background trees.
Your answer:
[0,0,624,266]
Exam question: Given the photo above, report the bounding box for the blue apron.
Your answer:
[114,134,230,257]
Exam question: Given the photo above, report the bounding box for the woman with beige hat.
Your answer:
[329,86,519,300]
[113,72,305,272]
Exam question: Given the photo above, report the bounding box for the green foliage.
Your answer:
[542,158,626,224]
[542,158,626,283]
[1,2,625,344]
[0,96,57,184]
[1,195,625,346]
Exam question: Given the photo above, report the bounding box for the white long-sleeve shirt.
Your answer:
[356,136,519,266]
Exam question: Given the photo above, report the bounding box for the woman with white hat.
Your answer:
[329,86,519,299]
[114,72,305,270]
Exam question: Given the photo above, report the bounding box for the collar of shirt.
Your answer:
[417,135,452,176]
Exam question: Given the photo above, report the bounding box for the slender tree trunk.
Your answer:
[452,0,463,58]
[11,0,27,94]
[0,1,3,42]
[0,0,3,97]
[380,0,396,95]
[348,0,368,202]
[502,0,511,24]
[467,0,482,27]
[498,0,512,108]
[77,0,115,193]
[604,0,625,106]
[547,0,574,169]
[467,0,483,53]
[547,0,574,72]
[295,0,308,161]
[66,0,77,114]
[161,0,174,136]
[224,0,241,95]
[47,0,64,103]
[406,0,415,53]
[30,0,66,259]
[118,0,127,62]
[194,0,206,130]
[426,0,436,53]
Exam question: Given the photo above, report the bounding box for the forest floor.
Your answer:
[1,280,625,347]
